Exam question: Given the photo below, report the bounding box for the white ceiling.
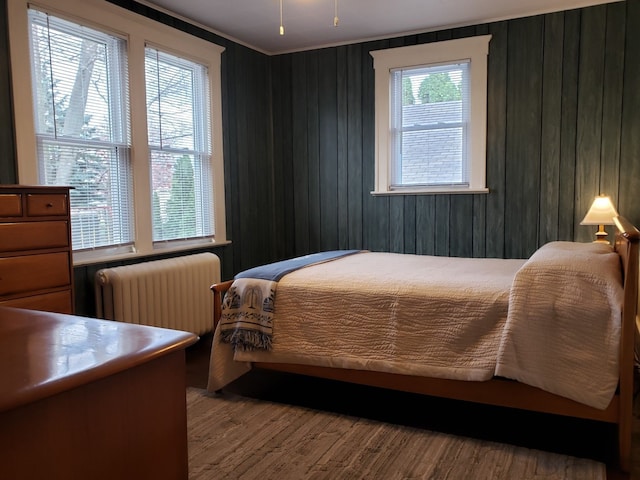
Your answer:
[136,0,622,55]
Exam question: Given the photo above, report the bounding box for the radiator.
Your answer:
[95,253,220,336]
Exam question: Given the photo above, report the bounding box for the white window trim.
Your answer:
[370,35,492,195]
[7,0,228,264]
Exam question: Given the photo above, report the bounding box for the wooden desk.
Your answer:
[0,306,198,480]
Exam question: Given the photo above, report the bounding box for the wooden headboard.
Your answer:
[613,215,640,350]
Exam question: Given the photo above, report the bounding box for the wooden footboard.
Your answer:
[210,216,640,472]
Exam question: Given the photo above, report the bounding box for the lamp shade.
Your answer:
[580,195,618,225]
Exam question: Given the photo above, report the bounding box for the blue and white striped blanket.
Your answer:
[219,250,362,351]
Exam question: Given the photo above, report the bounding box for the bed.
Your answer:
[207,215,639,472]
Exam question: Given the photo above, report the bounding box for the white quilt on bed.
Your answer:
[208,252,525,390]
[208,244,624,410]
[495,241,623,409]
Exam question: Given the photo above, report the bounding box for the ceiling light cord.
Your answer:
[279,0,284,35]
[278,0,338,36]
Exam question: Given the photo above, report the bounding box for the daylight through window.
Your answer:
[390,62,469,188]
[29,9,133,250]
[371,35,491,195]
[145,47,214,244]
[8,0,227,263]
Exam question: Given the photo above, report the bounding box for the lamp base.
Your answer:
[593,225,610,244]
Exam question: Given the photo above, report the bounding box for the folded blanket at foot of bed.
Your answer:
[218,278,276,351]
[495,241,623,410]
[219,250,363,351]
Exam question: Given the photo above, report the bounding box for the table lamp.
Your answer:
[580,194,618,244]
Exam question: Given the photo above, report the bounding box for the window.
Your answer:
[28,10,133,251]
[7,0,227,263]
[370,35,491,195]
[145,47,213,244]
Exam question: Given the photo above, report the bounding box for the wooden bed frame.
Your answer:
[211,215,639,472]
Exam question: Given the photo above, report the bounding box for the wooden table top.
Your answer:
[0,306,198,412]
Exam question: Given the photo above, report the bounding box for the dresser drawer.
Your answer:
[0,222,70,252]
[0,290,73,314]
[0,194,22,217]
[26,193,68,217]
[0,252,71,297]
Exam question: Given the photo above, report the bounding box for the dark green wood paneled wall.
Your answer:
[0,0,15,181]
[271,0,640,263]
[1,0,640,316]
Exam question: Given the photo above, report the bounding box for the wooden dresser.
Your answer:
[0,306,198,480]
[0,185,74,313]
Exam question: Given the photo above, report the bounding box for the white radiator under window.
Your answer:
[95,253,220,336]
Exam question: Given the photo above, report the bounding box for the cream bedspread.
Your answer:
[208,245,623,410]
[208,252,525,390]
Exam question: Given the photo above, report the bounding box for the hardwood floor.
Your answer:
[186,334,638,479]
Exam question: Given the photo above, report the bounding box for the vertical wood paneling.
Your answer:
[389,196,405,253]
[539,13,564,245]
[600,2,626,213]
[233,48,259,268]
[220,41,239,264]
[485,21,508,258]
[574,5,607,242]
[271,55,295,260]
[318,48,339,251]
[404,196,417,254]
[505,16,543,259]
[346,44,364,249]
[434,196,451,256]
[472,194,486,257]
[558,10,581,240]
[291,53,310,255]
[450,195,473,257]
[619,0,640,223]
[600,2,626,205]
[235,47,275,270]
[306,51,321,253]
[0,0,16,183]
[336,46,349,250]
[415,196,436,255]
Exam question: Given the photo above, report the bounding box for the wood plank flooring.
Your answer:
[186,334,638,479]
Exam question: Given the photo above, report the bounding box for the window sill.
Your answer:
[72,240,232,267]
[370,188,489,196]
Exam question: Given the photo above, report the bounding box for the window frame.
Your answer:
[7,0,227,264]
[370,35,492,195]
[144,45,215,246]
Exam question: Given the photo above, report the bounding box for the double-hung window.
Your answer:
[371,35,491,195]
[145,47,214,245]
[7,0,226,263]
[28,10,133,252]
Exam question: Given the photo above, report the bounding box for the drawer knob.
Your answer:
[46,203,53,208]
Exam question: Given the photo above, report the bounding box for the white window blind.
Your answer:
[145,47,214,244]
[28,8,133,251]
[390,62,469,188]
